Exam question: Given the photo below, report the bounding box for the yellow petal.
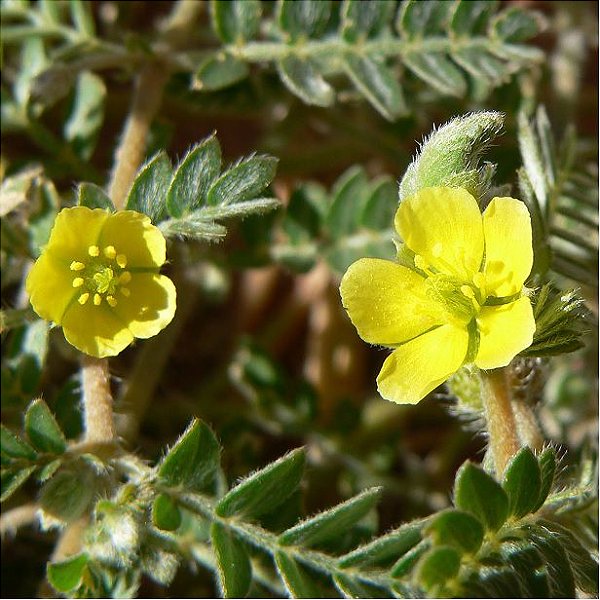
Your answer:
[61,302,134,358]
[474,297,535,369]
[112,273,176,339]
[98,211,166,268]
[44,207,110,262]
[340,258,447,346]
[377,324,469,404]
[26,252,77,324]
[482,197,533,297]
[395,187,484,280]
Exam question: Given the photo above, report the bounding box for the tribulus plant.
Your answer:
[1,1,597,599]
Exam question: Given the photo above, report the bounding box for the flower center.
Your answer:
[426,274,484,323]
[70,245,132,308]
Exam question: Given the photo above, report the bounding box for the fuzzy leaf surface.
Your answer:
[454,461,509,531]
[24,399,66,454]
[215,448,305,519]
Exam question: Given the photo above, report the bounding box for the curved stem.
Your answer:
[512,400,545,451]
[480,368,521,477]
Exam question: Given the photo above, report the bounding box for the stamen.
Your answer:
[70,261,85,271]
[414,255,430,272]
[460,285,475,299]
[72,277,84,288]
[78,293,90,305]
[106,295,118,307]
[93,293,102,306]
[116,254,127,268]
[120,287,131,297]
[119,271,132,284]
[103,245,117,259]
[88,245,100,257]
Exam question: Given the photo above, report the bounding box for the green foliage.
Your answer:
[199,0,544,120]
[30,419,594,599]
[518,106,598,286]
[1,1,596,598]
[274,166,397,274]
[524,284,589,357]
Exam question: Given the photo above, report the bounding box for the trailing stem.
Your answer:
[480,367,521,477]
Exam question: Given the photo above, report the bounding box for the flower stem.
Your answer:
[512,400,545,451]
[81,355,114,442]
[480,368,521,477]
[107,63,168,210]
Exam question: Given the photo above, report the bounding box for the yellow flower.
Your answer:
[340,187,536,404]
[26,207,176,358]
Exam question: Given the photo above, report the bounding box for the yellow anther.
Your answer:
[414,255,430,272]
[106,295,118,307]
[119,271,132,284]
[103,245,117,259]
[116,254,127,268]
[460,285,475,299]
[72,277,84,288]
[432,242,443,258]
[78,293,90,305]
[120,287,131,297]
[88,245,100,257]
[93,293,102,306]
[70,261,85,271]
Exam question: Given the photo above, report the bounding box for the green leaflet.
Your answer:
[278,487,382,547]
[77,182,114,211]
[210,521,252,598]
[152,493,182,532]
[166,135,221,217]
[277,55,334,107]
[125,151,173,223]
[502,446,542,518]
[194,53,249,92]
[47,553,89,593]
[211,0,261,44]
[425,509,484,554]
[158,419,221,493]
[1,424,37,461]
[215,448,305,519]
[24,398,67,455]
[453,461,509,532]
[275,552,323,598]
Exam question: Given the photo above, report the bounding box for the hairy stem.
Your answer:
[81,355,114,443]
[107,63,168,209]
[0,503,38,538]
[480,368,521,477]
[512,400,545,451]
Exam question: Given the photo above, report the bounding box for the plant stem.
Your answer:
[0,503,38,537]
[81,355,114,443]
[480,368,521,477]
[107,63,168,209]
[512,400,545,451]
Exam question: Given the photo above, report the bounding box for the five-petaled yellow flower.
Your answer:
[340,187,536,404]
[26,207,176,358]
